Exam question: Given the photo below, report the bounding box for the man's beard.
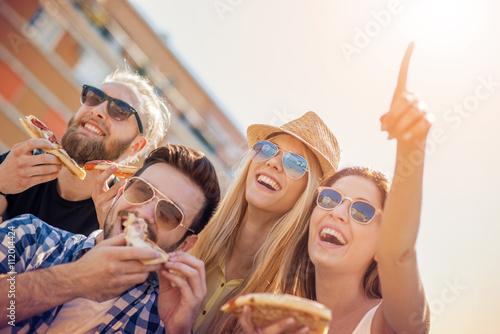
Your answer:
[61,117,134,166]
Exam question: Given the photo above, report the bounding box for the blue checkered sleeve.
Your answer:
[1,214,167,333]
[0,214,96,332]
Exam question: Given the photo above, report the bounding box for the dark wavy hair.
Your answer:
[283,166,391,300]
[135,145,221,236]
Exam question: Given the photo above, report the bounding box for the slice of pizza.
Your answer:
[84,160,139,179]
[221,293,332,334]
[123,212,169,265]
[19,115,86,180]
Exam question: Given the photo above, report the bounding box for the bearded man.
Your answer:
[0,69,170,235]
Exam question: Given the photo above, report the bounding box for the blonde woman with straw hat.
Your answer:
[240,43,431,334]
[190,111,341,334]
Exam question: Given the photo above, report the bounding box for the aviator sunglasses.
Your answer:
[317,187,383,224]
[251,140,309,179]
[81,85,144,135]
[123,177,194,233]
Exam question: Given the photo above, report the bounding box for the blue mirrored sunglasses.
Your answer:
[317,188,383,224]
[251,140,309,179]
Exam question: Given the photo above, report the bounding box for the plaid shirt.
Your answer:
[0,214,165,334]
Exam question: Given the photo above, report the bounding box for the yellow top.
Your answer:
[193,264,242,333]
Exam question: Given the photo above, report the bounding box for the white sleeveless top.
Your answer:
[351,303,381,334]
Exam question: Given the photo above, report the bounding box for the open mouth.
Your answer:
[257,174,281,191]
[119,213,131,234]
[320,227,347,246]
[82,122,105,136]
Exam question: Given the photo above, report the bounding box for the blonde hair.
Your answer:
[190,138,323,333]
[103,68,170,164]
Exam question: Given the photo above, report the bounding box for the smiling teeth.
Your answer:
[84,123,104,135]
[321,228,347,245]
[257,175,281,191]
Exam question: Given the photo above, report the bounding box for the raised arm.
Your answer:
[375,43,431,333]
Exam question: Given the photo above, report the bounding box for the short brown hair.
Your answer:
[135,145,221,235]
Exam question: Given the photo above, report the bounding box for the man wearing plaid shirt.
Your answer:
[0,145,221,334]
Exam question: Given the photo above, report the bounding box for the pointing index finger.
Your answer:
[395,42,414,95]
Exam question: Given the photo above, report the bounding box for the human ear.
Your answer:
[130,136,147,155]
[175,234,198,252]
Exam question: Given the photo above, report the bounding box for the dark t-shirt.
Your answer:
[0,152,99,236]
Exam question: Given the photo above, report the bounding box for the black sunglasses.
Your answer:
[81,85,144,134]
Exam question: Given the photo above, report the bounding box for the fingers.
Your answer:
[96,164,119,185]
[23,172,60,186]
[92,174,124,212]
[240,305,306,334]
[118,246,163,263]
[383,92,417,130]
[383,42,433,144]
[240,305,259,334]
[0,141,64,194]
[23,138,57,152]
[92,168,124,227]
[382,95,432,142]
[96,178,125,202]
[26,161,62,176]
[92,164,119,194]
[394,42,414,96]
[162,252,206,299]
[96,234,127,247]
[261,317,308,334]
[26,150,62,167]
[385,102,419,139]
[400,113,433,142]
[95,234,163,264]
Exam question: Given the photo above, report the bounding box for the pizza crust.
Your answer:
[221,293,332,334]
[20,116,86,180]
[84,160,139,179]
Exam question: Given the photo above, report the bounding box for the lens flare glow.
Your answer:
[406,0,489,44]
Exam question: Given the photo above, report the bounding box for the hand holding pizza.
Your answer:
[18,115,86,179]
[86,161,139,228]
[90,163,125,228]
[158,252,207,334]
[72,234,162,302]
[0,138,62,195]
[240,305,310,334]
[224,293,331,334]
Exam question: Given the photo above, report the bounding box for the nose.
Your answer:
[328,199,351,224]
[133,198,158,226]
[265,151,284,173]
[90,100,108,120]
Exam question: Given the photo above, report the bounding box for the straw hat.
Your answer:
[247,111,341,177]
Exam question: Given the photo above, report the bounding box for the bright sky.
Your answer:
[129,1,499,332]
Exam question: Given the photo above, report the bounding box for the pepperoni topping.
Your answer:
[31,118,57,143]
[83,160,113,170]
